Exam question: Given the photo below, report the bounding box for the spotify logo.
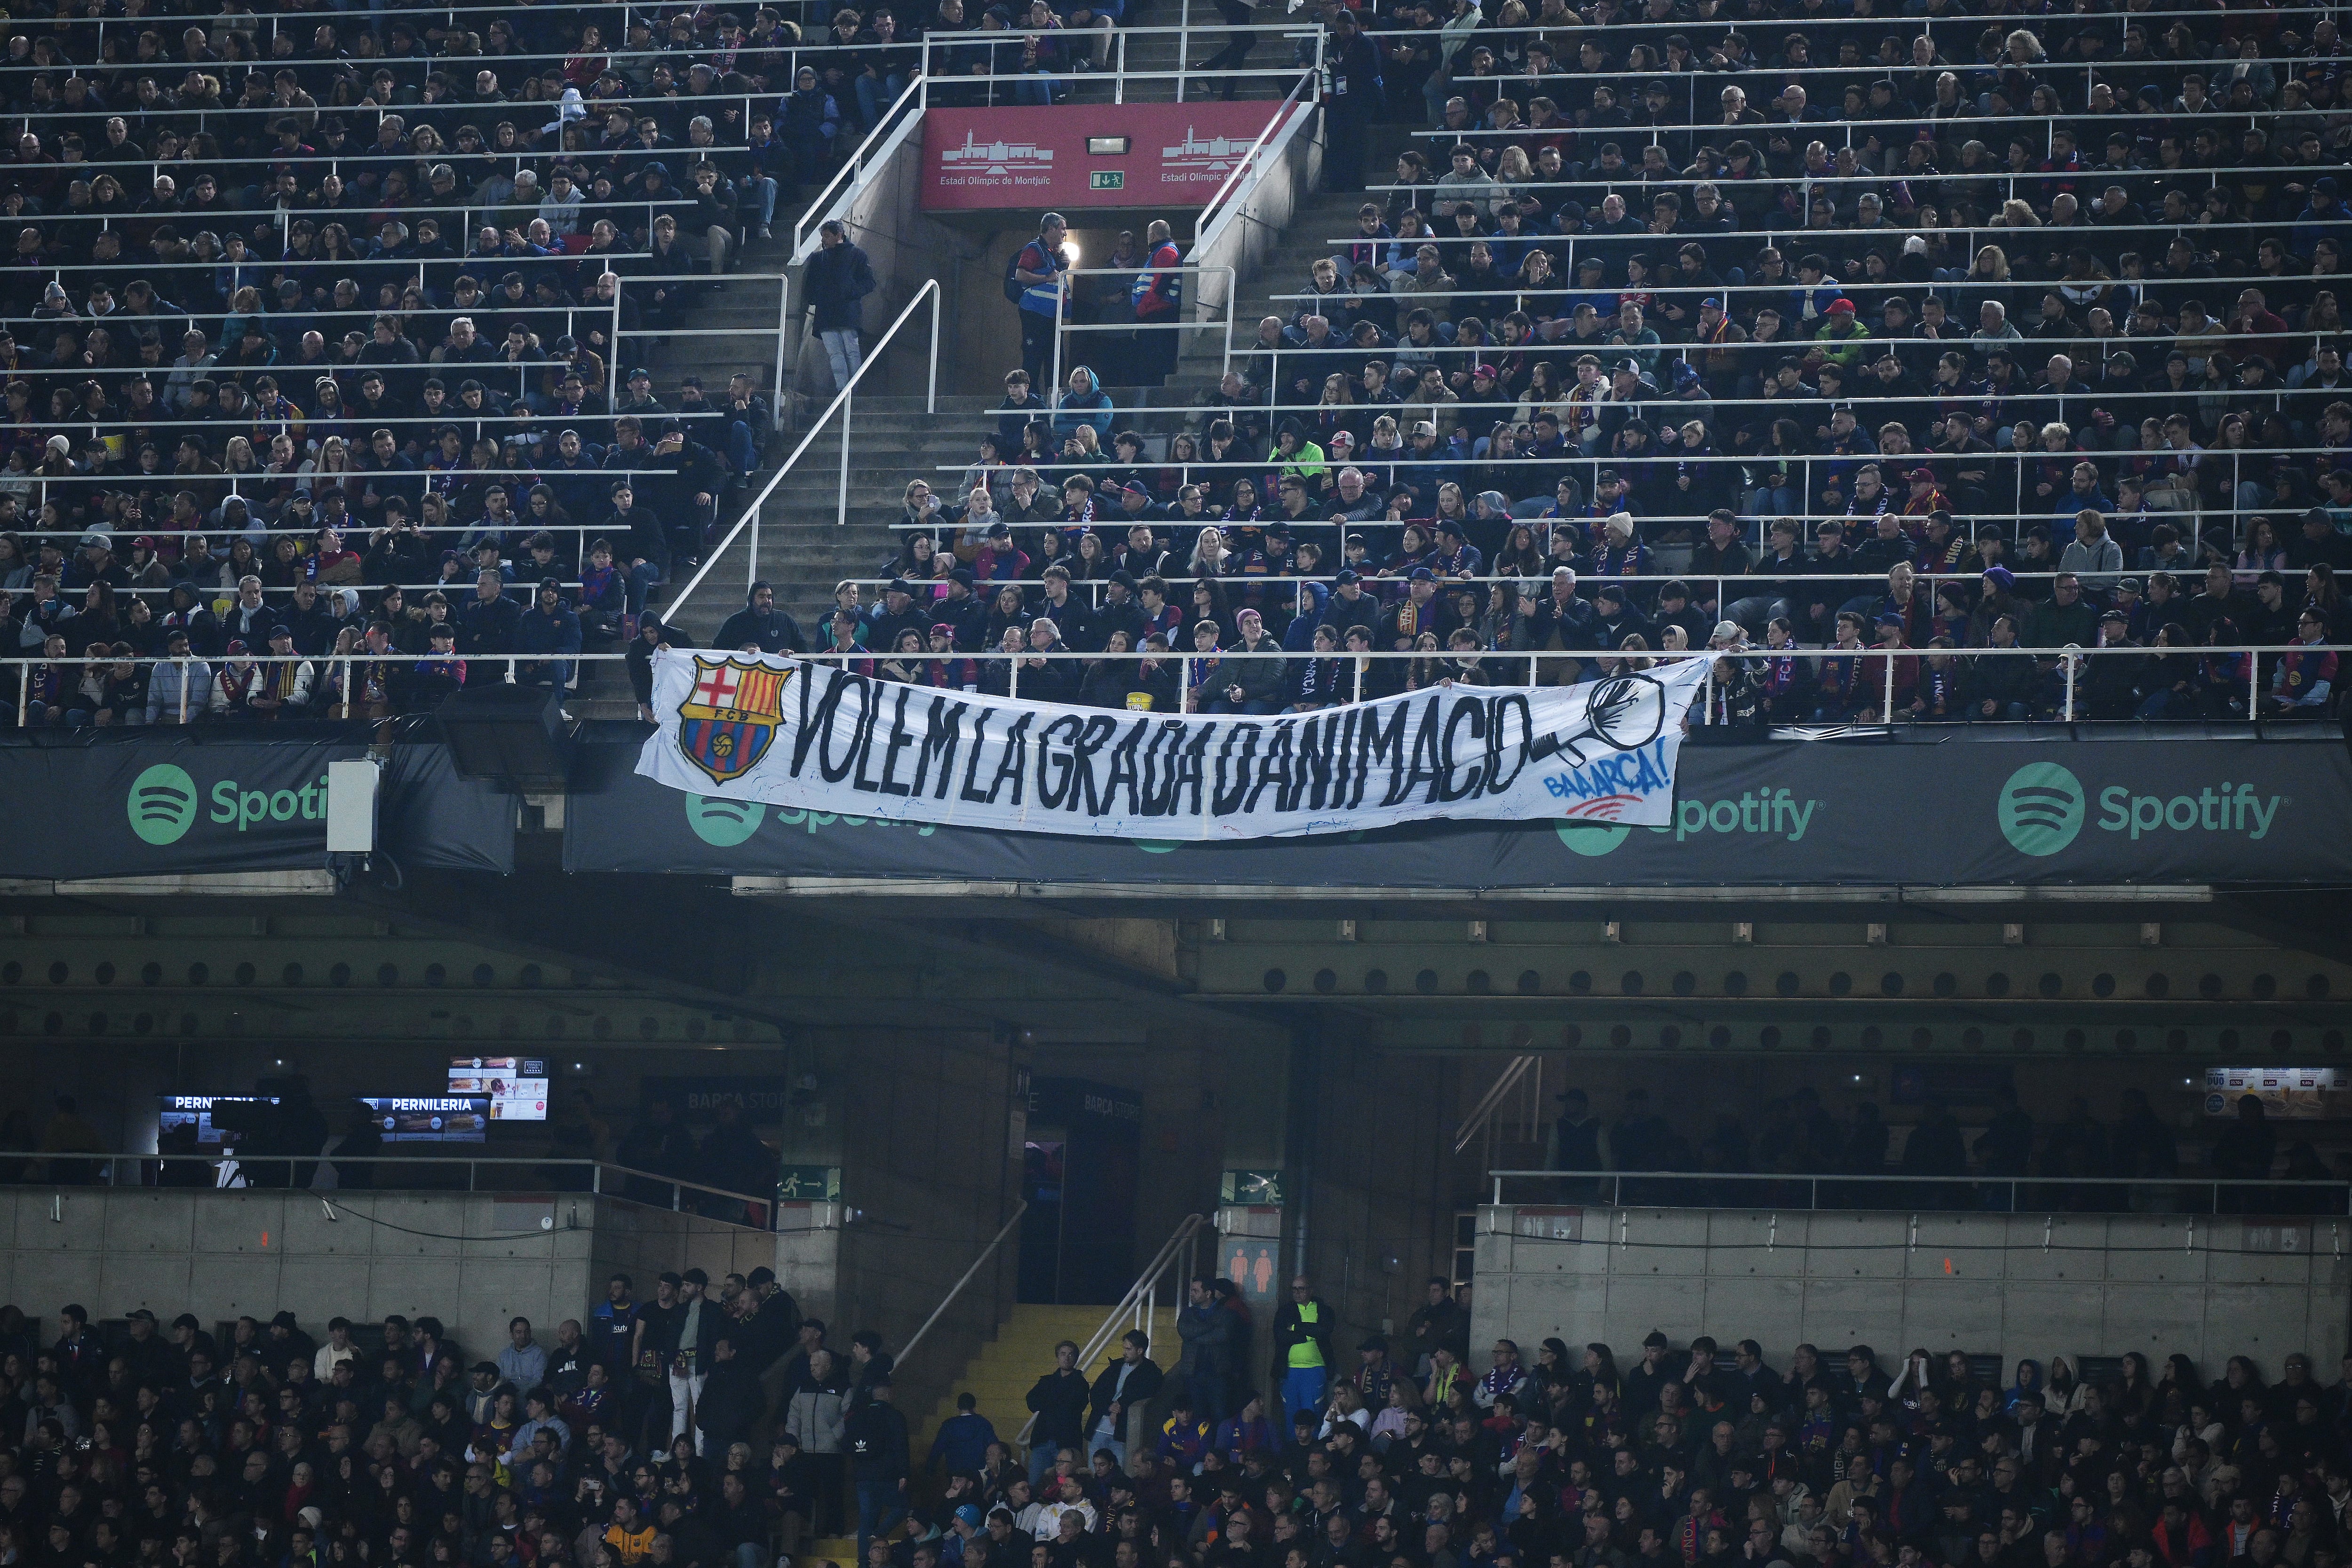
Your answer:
[1997,762,2086,857]
[127,765,199,846]
[685,794,767,847]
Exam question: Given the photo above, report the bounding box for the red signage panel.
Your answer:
[920,102,1287,211]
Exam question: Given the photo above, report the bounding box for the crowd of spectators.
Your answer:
[0,1267,945,1568]
[0,0,885,723]
[0,345,761,725]
[827,0,2352,723]
[933,1266,2352,1568]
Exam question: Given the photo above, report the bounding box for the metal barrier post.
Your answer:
[1049,279,1066,435]
[1009,655,1019,700]
[774,275,792,430]
[1176,0,1190,101]
[178,656,189,722]
[2249,649,2260,716]
[609,285,623,409]
[1882,645,1895,719]
[2062,649,2076,721]
[837,391,853,527]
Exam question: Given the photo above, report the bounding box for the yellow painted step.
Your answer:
[910,1303,1149,1460]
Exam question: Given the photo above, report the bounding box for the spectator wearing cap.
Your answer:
[242,626,314,718]
[1094,572,1149,653]
[514,579,583,688]
[1812,297,1871,368]
[869,578,933,654]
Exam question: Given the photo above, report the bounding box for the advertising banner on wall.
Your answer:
[573,732,2352,889]
[920,102,1288,210]
[633,649,1710,840]
[0,738,515,878]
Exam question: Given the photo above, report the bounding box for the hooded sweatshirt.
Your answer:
[716,582,808,654]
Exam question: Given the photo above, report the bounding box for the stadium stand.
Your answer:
[3,0,2348,726]
[3,1079,2349,1568]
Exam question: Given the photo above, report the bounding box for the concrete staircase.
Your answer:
[644,61,1410,646]
[794,1303,1128,1568]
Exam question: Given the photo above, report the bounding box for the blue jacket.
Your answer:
[926,1410,999,1475]
[515,602,583,658]
[1051,370,1113,444]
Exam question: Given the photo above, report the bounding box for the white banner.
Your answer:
[633,649,1709,840]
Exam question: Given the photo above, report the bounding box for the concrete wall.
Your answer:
[0,1188,596,1356]
[826,1030,1024,1419]
[1298,1042,1458,1348]
[589,1199,782,1303]
[1470,1204,2351,1377]
[0,1188,783,1359]
[1189,103,1322,329]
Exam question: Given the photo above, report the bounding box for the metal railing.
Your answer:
[1488,1168,2352,1217]
[1049,265,1238,406]
[917,22,1319,103]
[790,71,925,262]
[8,633,2340,729]
[897,1200,1030,1368]
[1455,1055,1541,1156]
[1012,1211,1208,1456]
[755,640,2350,727]
[3,1151,782,1227]
[661,277,944,626]
[5,650,637,726]
[610,270,792,428]
[790,27,1320,263]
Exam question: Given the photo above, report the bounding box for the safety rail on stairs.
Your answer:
[897,1200,1031,1369]
[1454,1056,1542,1157]
[660,277,944,628]
[1014,1211,1209,1455]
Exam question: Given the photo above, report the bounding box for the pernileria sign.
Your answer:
[632,649,1711,840]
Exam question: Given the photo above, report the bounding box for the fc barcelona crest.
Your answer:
[675,656,795,785]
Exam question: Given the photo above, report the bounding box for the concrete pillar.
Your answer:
[1212,1036,1293,1318]
[773,1035,849,1327]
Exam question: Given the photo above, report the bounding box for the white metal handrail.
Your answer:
[897,1200,1031,1368]
[9,1150,782,1223]
[1455,1055,1540,1156]
[612,270,792,430]
[659,277,944,626]
[791,73,928,262]
[1048,265,1239,410]
[1488,1169,2352,1215]
[1012,1211,1208,1456]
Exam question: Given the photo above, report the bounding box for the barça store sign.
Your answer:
[921,103,1288,210]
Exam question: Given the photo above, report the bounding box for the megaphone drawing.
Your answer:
[1529,673,1669,767]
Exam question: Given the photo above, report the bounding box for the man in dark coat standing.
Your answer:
[804,218,877,395]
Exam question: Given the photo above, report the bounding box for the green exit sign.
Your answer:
[1089,170,1125,190]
